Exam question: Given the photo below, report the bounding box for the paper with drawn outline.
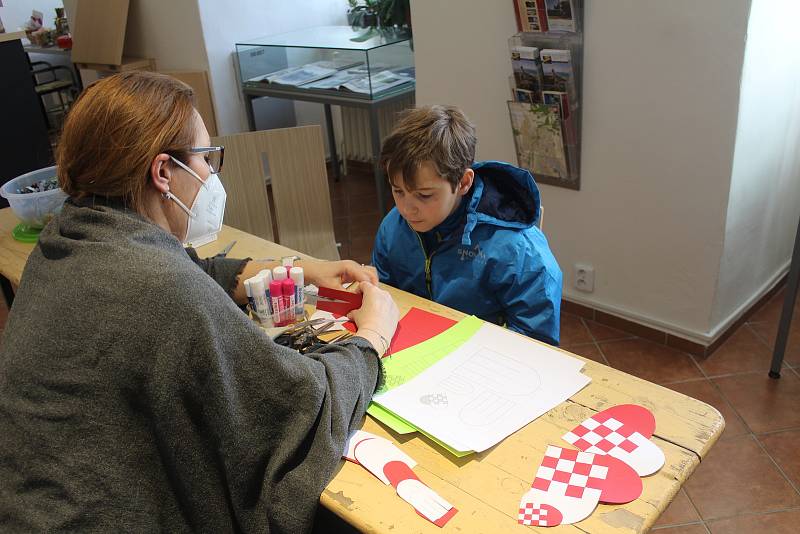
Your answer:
[373,322,591,453]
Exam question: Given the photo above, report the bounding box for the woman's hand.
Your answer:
[347,281,399,356]
[300,259,378,289]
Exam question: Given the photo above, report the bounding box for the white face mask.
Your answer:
[165,156,227,247]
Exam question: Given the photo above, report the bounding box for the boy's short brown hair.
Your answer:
[380,105,476,192]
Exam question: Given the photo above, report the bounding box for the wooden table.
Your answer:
[0,208,724,533]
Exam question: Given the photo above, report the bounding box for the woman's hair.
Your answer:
[57,71,197,212]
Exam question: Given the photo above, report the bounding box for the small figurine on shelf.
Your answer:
[23,9,44,36]
[54,7,69,37]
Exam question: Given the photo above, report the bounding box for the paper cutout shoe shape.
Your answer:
[517,445,642,526]
[343,430,416,476]
[563,404,666,476]
[350,433,458,527]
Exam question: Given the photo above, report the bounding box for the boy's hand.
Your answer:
[299,259,378,289]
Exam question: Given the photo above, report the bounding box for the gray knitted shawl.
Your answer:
[0,198,381,533]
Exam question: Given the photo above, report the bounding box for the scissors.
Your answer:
[216,240,237,258]
[316,286,363,316]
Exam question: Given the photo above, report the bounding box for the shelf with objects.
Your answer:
[235,25,415,214]
[508,0,583,190]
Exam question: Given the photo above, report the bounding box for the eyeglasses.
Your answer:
[189,146,224,174]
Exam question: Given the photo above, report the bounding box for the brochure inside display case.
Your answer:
[236,26,415,100]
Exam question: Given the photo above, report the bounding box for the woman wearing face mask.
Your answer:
[0,72,399,533]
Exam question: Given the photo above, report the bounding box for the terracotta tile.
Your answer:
[562,343,606,365]
[651,524,708,533]
[561,299,594,319]
[666,379,748,440]
[336,242,351,262]
[595,310,667,343]
[343,175,379,197]
[348,235,375,266]
[347,212,382,240]
[328,177,347,201]
[333,217,349,243]
[347,193,380,216]
[330,197,349,219]
[749,320,800,367]
[684,435,800,520]
[599,338,703,385]
[749,287,787,324]
[695,325,774,377]
[713,371,800,433]
[707,510,800,534]
[653,489,701,528]
[585,319,634,342]
[759,429,800,489]
[666,334,707,357]
[559,313,593,347]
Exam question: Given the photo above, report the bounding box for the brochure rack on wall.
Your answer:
[508,0,584,190]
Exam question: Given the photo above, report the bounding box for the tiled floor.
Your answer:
[2,167,798,531]
[561,289,800,532]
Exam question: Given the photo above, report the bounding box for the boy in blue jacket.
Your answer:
[372,105,562,345]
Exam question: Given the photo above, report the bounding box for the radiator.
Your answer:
[341,93,415,162]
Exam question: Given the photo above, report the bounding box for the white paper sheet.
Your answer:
[373,323,591,452]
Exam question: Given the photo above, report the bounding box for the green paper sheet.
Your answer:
[367,315,484,454]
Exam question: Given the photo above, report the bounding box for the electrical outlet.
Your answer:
[574,264,594,292]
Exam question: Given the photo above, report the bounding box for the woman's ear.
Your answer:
[150,153,173,195]
[457,168,475,196]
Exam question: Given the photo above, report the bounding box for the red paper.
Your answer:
[387,308,458,355]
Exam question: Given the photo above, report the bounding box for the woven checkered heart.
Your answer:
[563,404,665,476]
[517,445,642,526]
[517,503,562,527]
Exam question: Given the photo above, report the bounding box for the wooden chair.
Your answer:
[211,126,339,261]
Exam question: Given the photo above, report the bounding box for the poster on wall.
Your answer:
[545,0,577,32]
[514,0,549,32]
[508,101,572,187]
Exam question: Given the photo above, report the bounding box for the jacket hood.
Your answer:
[461,161,541,245]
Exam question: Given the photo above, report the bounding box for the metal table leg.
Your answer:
[245,94,257,132]
[769,214,800,378]
[324,103,341,182]
[369,107,387,214]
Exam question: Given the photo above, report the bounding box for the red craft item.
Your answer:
[387,307,458,354]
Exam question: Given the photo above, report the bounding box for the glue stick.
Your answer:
[251,276,271,327]
[282,278,296,323]
[258,269,273,315]
[269,280,284,326]
[272,266,287,281]
[290,266,304,316]
[243,278,256,314]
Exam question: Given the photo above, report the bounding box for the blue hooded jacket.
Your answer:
[373,161,562,345]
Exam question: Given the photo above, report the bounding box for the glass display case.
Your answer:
[236,26,414,100]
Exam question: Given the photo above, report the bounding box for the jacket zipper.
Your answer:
[414,232,436,299]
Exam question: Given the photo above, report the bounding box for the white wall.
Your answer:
[411,0,753,341]
[711,0,800,328]
[197,0,350,136]
[0,0,64,32]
